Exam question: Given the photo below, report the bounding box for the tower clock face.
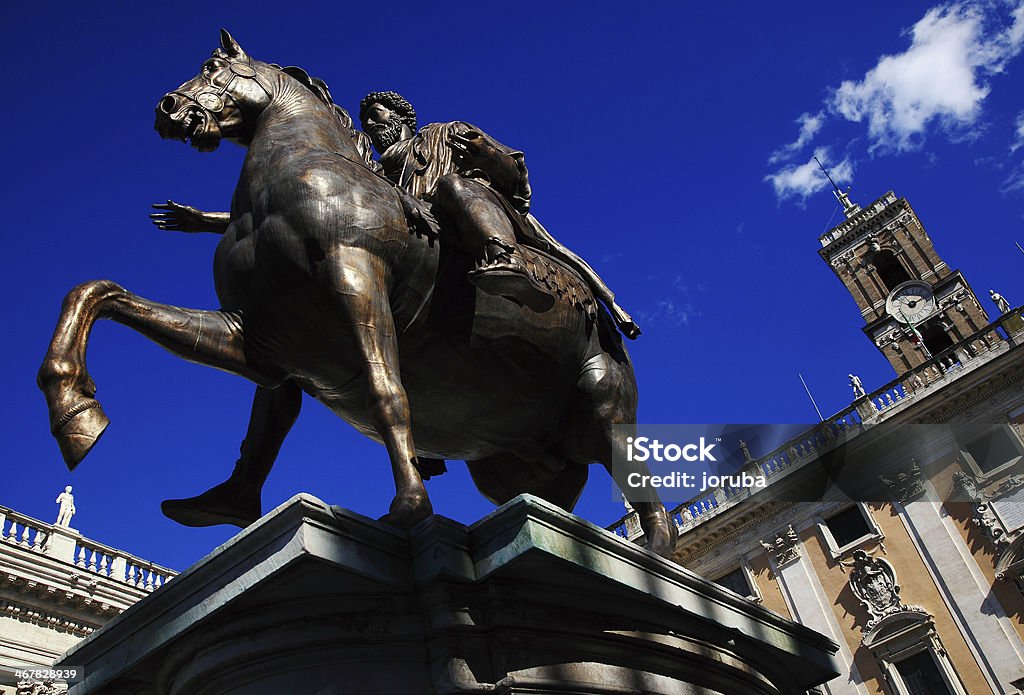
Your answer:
[886,281,936,324]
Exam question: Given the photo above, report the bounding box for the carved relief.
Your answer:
[951,470,1024,578]
[760,525,801,567]
[16,680,68,695]
[879,460,925,503]
[841,549,928,632]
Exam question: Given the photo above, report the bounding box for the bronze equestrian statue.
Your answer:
[37,30,677,557]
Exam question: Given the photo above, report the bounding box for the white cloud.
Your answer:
[769,111,826,163]
[831,2,1024,152]
[1012,111,1024,152]
[766,149,854,203]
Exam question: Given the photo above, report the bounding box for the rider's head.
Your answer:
[359,91,416,154]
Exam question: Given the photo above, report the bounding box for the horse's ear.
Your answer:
[219,29,247,59]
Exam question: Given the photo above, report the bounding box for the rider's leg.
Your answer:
[433,174,553,312]
[161,381,302,527]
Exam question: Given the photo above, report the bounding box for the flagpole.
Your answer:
[798,373,825,422]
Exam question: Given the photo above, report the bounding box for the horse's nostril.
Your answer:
[159,95,177,114]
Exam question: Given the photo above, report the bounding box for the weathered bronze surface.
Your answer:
[38,31,676,556]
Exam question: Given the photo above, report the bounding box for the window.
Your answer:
[961,425,1024,476]
[875,251,912,292]
[894,651,953,695]
[818,503,882,558]
[714,567,750,596]
[863,615,967,695]
[711,562,761,602]
[920,320,955,358]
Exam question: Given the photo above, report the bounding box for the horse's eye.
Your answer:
[203,61,218,73]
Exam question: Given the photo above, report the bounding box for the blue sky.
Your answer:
[4,1,1024,571]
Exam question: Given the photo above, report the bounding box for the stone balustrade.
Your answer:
[0,505,176,592]
[611,306,1024,543]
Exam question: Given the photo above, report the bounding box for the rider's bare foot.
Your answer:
[162,480,261,528]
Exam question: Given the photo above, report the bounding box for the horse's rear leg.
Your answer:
[38,279,278,469]
[161,381,302,528]
[563,352,677,558]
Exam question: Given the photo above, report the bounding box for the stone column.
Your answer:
[762,525,867,695]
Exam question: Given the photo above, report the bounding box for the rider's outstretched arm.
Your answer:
[151,200,231,235]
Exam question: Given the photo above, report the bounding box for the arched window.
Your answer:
[874,250,912,292]
[920,320,954,357]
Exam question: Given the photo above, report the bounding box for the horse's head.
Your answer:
[155,30,275,151]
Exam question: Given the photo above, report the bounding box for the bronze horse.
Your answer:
[37,30,676,556]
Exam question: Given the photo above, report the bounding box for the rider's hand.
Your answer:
[448,130,491,168]
[150,200,210,233]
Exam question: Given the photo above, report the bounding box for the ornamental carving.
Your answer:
[879,460,925,503]
[760,525,800,567]
[16,680,67,695]
[951,470,1024,571]
[841,549,928,632]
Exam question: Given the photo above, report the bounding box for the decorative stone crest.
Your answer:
[879,459,925,503]
[841,549,928,632]
[760,525,800,567]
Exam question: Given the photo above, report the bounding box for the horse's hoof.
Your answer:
[642,511,679,559]
[54,399,109,471]
[161,484,261,528]
[378,496,433,530]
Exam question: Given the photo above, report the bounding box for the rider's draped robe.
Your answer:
[377,122,633,328]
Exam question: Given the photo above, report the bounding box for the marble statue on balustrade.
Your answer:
[991,289,1012,315]
[55,486,76,528]
[849,373,866,399]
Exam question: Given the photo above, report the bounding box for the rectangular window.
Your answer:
[963,425,1024,475]
[713,567,751,597]
[710,561,762,602]
[894,651,953,695]
[825,505,873,549]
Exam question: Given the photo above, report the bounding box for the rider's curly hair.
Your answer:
[359,91,417,131]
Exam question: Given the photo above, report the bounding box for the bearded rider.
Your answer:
[359,91,640,336]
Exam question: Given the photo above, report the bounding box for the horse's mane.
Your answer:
[269,64,356,127]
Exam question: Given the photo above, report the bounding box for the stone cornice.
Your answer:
[1,596,99,636]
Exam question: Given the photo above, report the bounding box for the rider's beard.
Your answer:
[370,119,407,153]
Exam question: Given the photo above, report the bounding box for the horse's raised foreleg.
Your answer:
[38,279,280,469]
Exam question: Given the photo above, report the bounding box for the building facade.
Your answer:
[614,188,1024,695]
[0,499,176,694]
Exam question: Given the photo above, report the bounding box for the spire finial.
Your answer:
[815,156,860,218]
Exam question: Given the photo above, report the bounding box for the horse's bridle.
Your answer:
[172,54,273,116]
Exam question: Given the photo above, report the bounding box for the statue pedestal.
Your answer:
[60,494,839,694]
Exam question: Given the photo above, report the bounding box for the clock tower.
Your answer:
[818,188,993,375]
